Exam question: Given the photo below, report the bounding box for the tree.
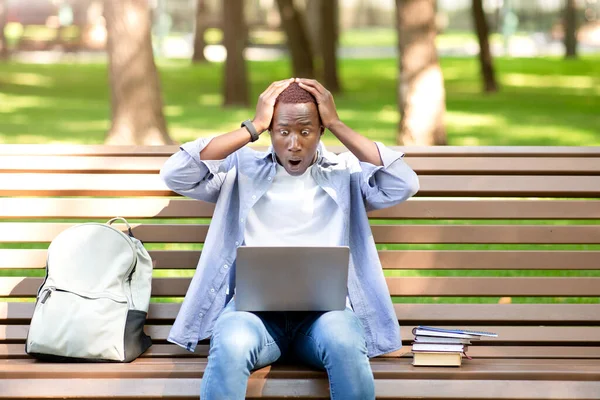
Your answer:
[223,0,249,107]
[0,0,8,60]
[396,0,446,145]
[472,0,498,92]
[192,0,208,63]
[104,0,174,145]
[276,0,314,78]
[304,0,341,93]
[319,0,341,93]
[564,0,578,58]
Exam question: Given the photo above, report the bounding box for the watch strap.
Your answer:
[241,119,260,142]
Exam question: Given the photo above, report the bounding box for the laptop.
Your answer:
[235,246,350,312]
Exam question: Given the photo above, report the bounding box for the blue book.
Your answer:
[413,326,498,339]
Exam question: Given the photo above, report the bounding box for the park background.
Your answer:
[0,0,599,147]
[0,0,599,307]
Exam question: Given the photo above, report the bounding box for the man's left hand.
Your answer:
[296,78,340,130]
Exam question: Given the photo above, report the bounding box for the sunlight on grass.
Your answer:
[502,73,600,93]
[0,72,55,88]
[0,94,50,113]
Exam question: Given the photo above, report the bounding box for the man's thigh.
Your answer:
[290,308,368,369]
[210,299,288,369]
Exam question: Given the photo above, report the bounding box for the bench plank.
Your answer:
[3,249,600,270]
[1,358,599,380]
[4,303,600,323]
[2,174,600,197]
[2,144,599,156]
[4,325,600,343]
[3,224,600,244]
[3,198,600,220]
[3,344,600,360]
[0,378,599,399]
[4,277,600,297]
[3,156,600,175]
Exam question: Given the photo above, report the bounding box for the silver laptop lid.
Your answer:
[235,246,350,312]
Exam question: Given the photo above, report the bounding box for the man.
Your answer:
[160,78,419,399]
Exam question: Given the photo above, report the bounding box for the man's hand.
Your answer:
[296,78,341,130]
[252,78,295,133]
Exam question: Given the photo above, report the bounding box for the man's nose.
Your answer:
[288,134,301,151]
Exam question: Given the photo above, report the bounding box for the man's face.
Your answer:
[270,102,323,176]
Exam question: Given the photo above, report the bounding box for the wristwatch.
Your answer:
[241,119,260,142]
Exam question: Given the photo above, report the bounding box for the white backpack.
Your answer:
[26,217,153,362]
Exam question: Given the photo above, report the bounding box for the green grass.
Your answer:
[0,56,598,145]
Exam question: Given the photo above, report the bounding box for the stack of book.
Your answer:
[411,326,498,367]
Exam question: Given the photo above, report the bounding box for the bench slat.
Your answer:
[2,144,599,157]
[3,344,600,360]
[1,358,599,380]
[3,249,600,270]
[0,378,599,399]
[3,277,600,298]
[2,174,600,197]
[2,224,599,244]
[3,198,600,220]
[3,156,600,175]
[4,303,600,325]
[3,325,600,343]
[4,303,600,323]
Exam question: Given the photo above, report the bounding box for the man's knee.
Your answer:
[313,311,368,360]
[211,311,265,363]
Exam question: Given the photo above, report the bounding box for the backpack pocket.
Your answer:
[26,287,129,361]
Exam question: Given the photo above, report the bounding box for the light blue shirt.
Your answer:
[160,137,419,357]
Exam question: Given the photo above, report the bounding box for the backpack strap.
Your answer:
[107,217,134,237]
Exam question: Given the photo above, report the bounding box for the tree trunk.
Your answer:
[564,0,577,58]
[104,0,174,145]
[192,0,208,63]
[276,0,314,79]
[320,0,341,93]
[472,0,498,92]
[223,0,249,107]
[396,0,446,145]
[0,0,9,60]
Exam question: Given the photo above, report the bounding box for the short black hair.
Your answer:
[275,82,317,106]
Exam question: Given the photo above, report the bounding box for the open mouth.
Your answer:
[289,159,302,167]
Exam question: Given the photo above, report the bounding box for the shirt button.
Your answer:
[210,288,215,293]
[240,218,244,223]
[252,195,256,200]
[235,241,239,246]
[267,177,272,181]
[223,264,228,269]
[199,313,203,317]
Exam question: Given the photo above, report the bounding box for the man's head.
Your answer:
[270,82,324,176]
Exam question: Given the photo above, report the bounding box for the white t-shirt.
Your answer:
[244,163,344,247]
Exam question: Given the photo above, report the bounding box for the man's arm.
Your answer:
[296,78,382,166]
[160,79,294,202]
[199,78,294,160]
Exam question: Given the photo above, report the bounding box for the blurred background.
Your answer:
[0,0,598,146]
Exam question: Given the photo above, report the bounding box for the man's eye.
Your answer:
[280,130,289,136]
[301,130,310,136]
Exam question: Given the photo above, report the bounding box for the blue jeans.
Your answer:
[200,299,375,399]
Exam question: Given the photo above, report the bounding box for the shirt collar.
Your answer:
[255,141,339,167]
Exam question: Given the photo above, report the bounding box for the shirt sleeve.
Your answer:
[159,137,234,203]
[354,142,420,211]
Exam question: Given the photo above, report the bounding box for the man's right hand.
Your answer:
[252,78,294,134]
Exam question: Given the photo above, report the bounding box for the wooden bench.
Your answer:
[1,144,599,399]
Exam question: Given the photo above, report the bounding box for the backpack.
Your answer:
[26,217,153,362]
